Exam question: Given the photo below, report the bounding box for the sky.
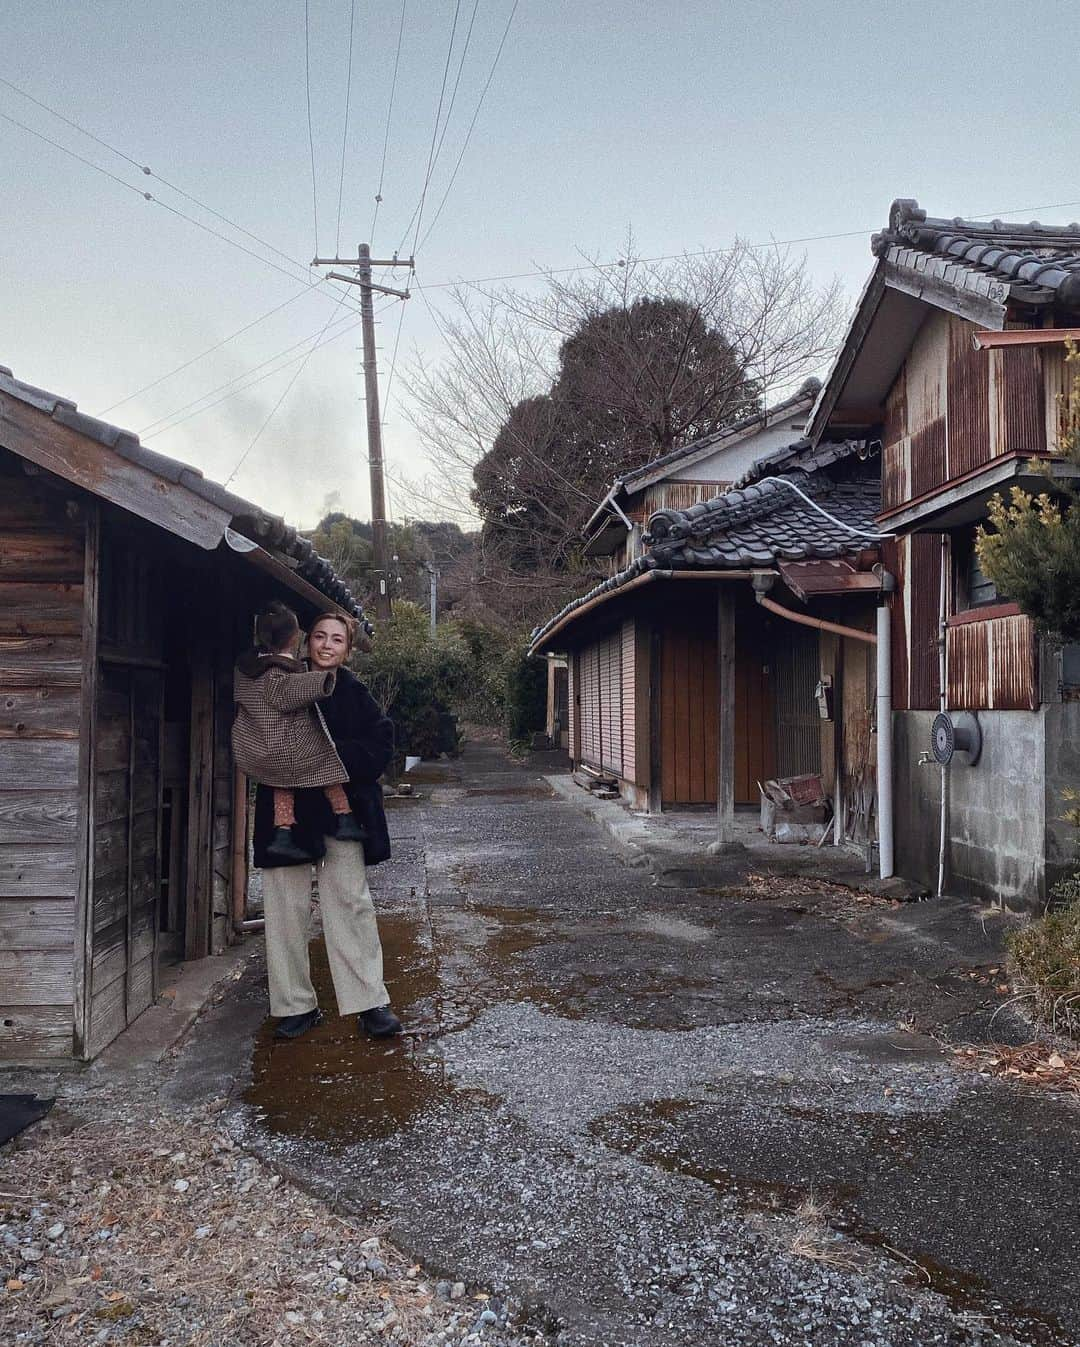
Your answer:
[2,0,1079,529]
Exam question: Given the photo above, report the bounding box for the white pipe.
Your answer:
[937,533,949,899]
[876,603,893,878]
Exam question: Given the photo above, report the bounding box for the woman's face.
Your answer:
[308,618,350,670]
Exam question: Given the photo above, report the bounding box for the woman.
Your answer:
[251,610,402,1042]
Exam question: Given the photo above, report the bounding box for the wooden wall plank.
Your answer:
[0,582,84,637]
[0,739,80,791]
[0,686,81,739]
[86,978,125,1058]
[0,531,85,583]
[0,844,77,897]
[0,949,73,1003]
[0,898,74,949]
[0,793,79,842]
[0,636,82,685]
[0,1004,72,1057]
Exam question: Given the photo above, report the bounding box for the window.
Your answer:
[953,524,998,612]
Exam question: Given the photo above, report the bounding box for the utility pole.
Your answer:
[311,243,412,622]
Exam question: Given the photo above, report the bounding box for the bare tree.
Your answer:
[402,240,845,624]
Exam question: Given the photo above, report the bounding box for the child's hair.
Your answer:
[255,601,301,653]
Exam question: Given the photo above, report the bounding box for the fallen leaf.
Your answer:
[91,1268,103,1282]
[6,1279,24,1292]
[1049,1053,1067,1069]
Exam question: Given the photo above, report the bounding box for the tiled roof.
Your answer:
[871,199,1080,311]
[0,365,367,624]
[733,436,867,488]
[530,444,880,649]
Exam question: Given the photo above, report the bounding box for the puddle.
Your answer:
[592,1097,1069,1346]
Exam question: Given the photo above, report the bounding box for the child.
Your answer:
[233,601,364,864]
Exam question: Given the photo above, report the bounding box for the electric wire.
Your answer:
[416,0,519,253]
[1,104,364,316]
[371,0,408,242]
[138,298,396,440]
[224,288,351,486]
[98,281,328,416]
[305,0,320,256]
[398,0,463,258]
[335,0,358,257]
[0,72,309,276]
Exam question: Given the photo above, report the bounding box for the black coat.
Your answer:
[252,667,395,869]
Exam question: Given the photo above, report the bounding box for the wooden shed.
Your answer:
[0,365,366,1061]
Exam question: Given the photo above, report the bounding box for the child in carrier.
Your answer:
[233,601,364,864]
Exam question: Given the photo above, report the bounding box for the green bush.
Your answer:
[505,645,547,743]
[1008,895,1080,1038]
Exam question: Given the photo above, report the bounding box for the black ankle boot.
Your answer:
[266,826,314,863]
[334,812,366,842]
[273,1007,324,1040]
[358,1005,402,1039]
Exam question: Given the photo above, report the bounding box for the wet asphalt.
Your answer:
[178,743,1080,1347]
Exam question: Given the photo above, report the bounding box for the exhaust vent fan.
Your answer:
[931,712,982,767]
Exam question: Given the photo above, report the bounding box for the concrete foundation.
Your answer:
[894,703,1080,911]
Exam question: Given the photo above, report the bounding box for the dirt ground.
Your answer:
[3,742,1080,1346]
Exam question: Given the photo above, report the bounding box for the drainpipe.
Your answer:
[874,567,896,879]
[937,534,949,899]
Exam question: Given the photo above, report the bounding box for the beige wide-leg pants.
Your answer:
[262,836,389,1018]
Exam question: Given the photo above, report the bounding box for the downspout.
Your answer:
[937,533,949,899]
[874,567,896,879]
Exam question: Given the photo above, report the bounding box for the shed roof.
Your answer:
[530,441,880,652]
[0,364,367,625]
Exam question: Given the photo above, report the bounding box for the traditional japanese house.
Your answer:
[808,199,1080,907]
[0,364,366,1061]
[530,437,887,852]
[582,378,821,570]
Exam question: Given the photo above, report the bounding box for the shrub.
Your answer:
[505,644,547,743]
[1008,895,1080,1039]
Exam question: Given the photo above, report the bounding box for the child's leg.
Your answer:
[324,783,351,814]
[273,788,297,828]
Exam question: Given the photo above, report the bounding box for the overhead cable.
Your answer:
[304,0,320,255]
[398,0,463,257]
[335,0,358,256]
[370,0,408,241]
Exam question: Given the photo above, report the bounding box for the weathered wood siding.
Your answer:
[0,465,85,1058]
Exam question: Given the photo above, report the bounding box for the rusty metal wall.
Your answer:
[908,534,942,710]
[999,346,1047,453]
[946,613,1038,710]
[947,316,991,477]
[771,625,820,778]
[882,370,908,511]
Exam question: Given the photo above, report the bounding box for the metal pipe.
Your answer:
[876,602,894,878]
[755,593,878,645]
[240,918,265,932]
[937,533,949,899]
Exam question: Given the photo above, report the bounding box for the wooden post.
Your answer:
[230,765,249,941]
[711,586,740,852]
[72,504,100,1059]
[184,651,215,961]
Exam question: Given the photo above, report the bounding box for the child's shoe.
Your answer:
[334,812,366,842]
[266,826,315,863]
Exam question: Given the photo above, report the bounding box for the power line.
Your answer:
[225,289,350,486]
[98,280,328,416]
[417,0,520,253]
[398,0,463,257]
[426,0,482,205]
[1,102,365,316]
[139,296,396,440]
[304,0,320,255]
[0,72,309,276]
[335,0,358,256]
[370,0,408,242]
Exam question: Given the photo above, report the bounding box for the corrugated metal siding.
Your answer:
[882,370,908,510]
[946,613,1038,710]
[772,626,820,777]
[998,345,1047,453]
[947,315,990,477]
[910,416,946,497]
[1046,343,1073,453]
[908,534,942,710]
[621,620,636,783]
[567,655,577,759]
[579,644,599,766]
